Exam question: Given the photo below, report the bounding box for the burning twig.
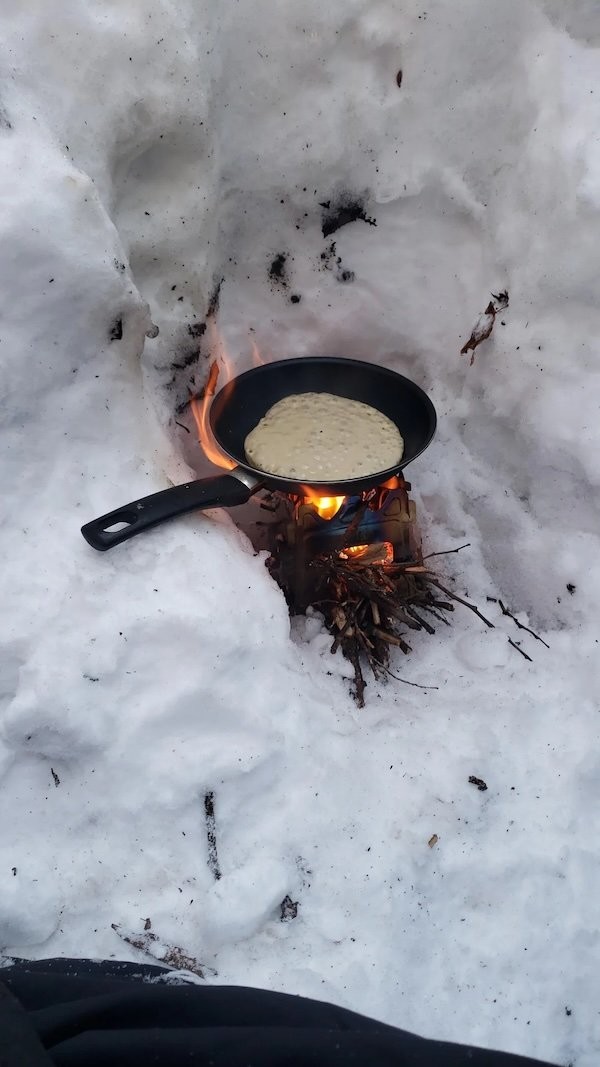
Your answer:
[498,600,550,649]
[204,791,221,881]
[460,291,509,365]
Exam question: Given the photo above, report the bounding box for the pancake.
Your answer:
[244,391,404,481]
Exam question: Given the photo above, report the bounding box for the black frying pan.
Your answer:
[81,356,437,551]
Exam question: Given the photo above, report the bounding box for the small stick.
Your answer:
[420,603,452,627]
[347,641,366,707]
[385,604,423,630]
[426,579,494,629]
[174,420,190,434]
[405,605,436,635]
[375,661,439,690]
[423,543,471,560]
[370,600,381,626]
[508,637,533,662]
[204,792,221,881]
[372,627,411,653]
[498,600,549,649]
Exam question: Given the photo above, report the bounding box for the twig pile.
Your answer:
[312,555,493,706]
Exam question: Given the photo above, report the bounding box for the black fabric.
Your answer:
[0,979,53,1067]
[0,957,558,1067]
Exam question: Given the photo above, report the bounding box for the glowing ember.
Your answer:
[303,494,346,520]
[339,542,394,564]
[190,360,236,470]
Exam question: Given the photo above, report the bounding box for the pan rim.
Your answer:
[208,355,437,490]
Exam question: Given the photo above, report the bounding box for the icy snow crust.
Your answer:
[1,2,599,1064]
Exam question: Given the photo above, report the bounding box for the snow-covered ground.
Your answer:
[1,2,600,1063]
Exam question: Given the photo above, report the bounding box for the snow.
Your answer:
[1,1,600,1064]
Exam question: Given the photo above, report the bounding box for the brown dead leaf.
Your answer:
[460,290,510,365]
[460,302,496,364]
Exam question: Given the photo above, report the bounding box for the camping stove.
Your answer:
[264,476,422,611]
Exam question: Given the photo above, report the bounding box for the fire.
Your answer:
[340,543,394,564]
[303,493,346,520]
[251,340,266,367]
[190,359,236,470]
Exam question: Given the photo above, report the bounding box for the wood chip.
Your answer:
[468,775,488,792]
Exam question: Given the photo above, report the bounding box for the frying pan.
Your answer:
[81,356,437,551]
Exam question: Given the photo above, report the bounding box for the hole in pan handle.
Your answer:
[80,471,261,551]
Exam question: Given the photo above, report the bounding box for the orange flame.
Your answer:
[251,340,266,368]
[302,493,346,520]
[340,542,394,564]
[190,359,236,470]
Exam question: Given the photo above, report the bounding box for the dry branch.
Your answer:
[498,599,549,649]
[309,555,465,705]
[426,579,494,629]
[111,923,210,978]
[204,792,221,881]
[507,637,533,662]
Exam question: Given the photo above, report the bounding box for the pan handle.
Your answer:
[81,470,260,551]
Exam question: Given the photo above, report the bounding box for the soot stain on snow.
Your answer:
[207,277,224,318]
[290,293,301,304]
[51,768,60,788]
[321,193,377,237]
[0,105,13,130]
[170,277,221,397]
[566,583,576,595]
[320,241,355,283]
[109,318,123,341]
[269,252,289,288]
[188,321,207,339]
[170,350,199,371]
[280,895,299,922]
[169,278,225,413]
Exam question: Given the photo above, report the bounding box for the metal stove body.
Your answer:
[267,476,421,611]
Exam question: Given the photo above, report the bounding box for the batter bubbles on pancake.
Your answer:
[244,392,404,481]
